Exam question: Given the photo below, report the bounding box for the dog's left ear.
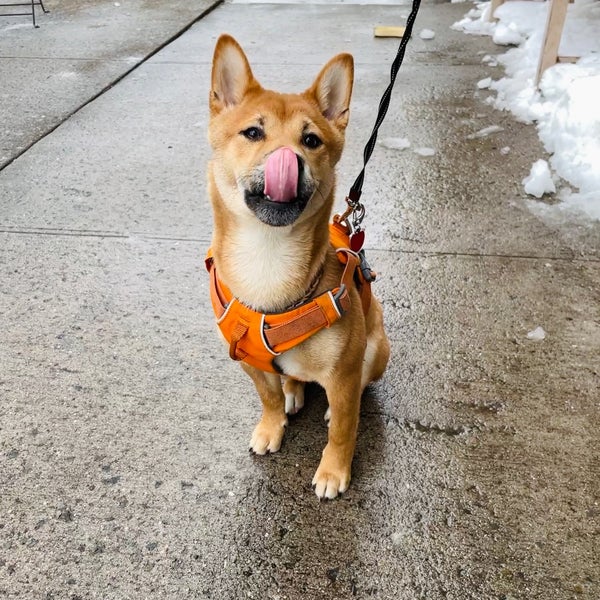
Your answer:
[307,53,354,130]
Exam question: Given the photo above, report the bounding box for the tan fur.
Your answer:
[207,34,390,499]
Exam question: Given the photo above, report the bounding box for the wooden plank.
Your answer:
[535,0,570,84]
[488,0,505,22]
[488,0,506,22]
[557,56,578,64]
[374,26,406,38]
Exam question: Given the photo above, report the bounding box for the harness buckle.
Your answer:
[358,250,376,283]
[333,284,347,315]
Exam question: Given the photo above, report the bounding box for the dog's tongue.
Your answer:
[264,147,298,203]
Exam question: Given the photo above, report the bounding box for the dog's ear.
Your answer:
[210,34,259,115]
[307,53,354,130]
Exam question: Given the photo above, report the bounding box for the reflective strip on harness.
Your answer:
[260,314,280,357]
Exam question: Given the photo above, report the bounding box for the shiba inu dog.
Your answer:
[206,34,390,499]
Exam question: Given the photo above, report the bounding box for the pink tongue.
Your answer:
[264,147,298,203]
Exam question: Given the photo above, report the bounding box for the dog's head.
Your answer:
[207,35,353,228]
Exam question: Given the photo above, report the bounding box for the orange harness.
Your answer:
[205,221,373,373]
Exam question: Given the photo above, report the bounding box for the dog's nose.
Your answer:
[264,147,300,203]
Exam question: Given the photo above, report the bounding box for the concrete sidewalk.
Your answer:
[1,1,599,599]
[0,0,222,169]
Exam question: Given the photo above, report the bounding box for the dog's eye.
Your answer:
[241,126,265,141]
[302,133,322,149]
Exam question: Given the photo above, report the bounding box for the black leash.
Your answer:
[340,0,423,240]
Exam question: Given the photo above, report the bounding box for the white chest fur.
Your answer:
[222,224,312,312]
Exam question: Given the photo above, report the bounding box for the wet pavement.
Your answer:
[1,1,599,599]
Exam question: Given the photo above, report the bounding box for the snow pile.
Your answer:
[492,22,524,46]
[419,29,436,40]
[451,4,495,34]
[453,0,600,220]
[522,159,556,198]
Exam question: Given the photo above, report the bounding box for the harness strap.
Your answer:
[229,318,249,361]
[262,250,357,350]
[205,224,373,372]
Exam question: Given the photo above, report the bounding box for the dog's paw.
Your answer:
[283,379,305,415]
[312,458,350,500]
[249,417,287,455]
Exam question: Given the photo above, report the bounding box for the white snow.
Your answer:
[482,54,499,67]
[526,326,546,341]
[500,146,511,155]
[492,22,524,46]
[419,28,436,40]
[477,77,492,89]
[451,5,495,35]
[453,0,600,220]
[414,147,436,157]
[522,159,556,198]
[381,137,411,150]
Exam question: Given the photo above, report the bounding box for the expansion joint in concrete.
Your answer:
[1,225,598,264]
[0,0,224,174]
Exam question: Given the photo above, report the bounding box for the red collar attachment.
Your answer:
[205,221,373,373]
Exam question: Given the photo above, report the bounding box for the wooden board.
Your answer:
[536,0,570,84]
[374,26,406,38]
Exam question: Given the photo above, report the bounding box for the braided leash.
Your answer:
[337,0,423,250]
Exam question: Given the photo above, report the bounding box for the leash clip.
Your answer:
[349,201,366,233]
[337,189,366,231]
[335,193,366,252]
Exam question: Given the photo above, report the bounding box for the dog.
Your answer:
[205,34,390,499]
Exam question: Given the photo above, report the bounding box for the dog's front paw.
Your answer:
[249,417,287,455]
[312,453,351,499]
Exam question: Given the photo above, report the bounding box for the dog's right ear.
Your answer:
[210,35,258,116]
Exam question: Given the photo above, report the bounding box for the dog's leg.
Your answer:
[361,329,390,390]
[282,377,305,415]
[242,364,288,454]
[313,372,362,499]
[361,300,390,390]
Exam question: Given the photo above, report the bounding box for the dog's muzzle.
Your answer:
[244,148,314,227]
